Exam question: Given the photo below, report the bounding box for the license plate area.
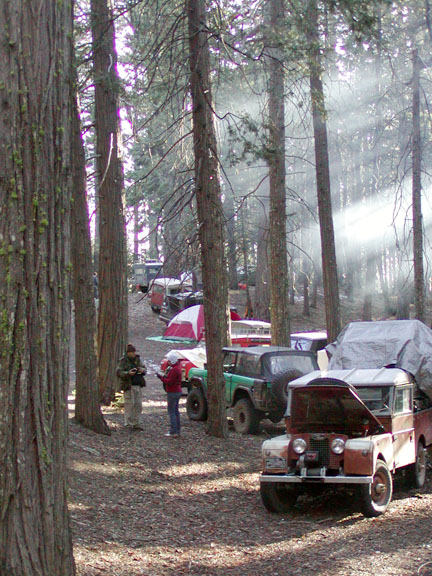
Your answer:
[265,457,286,470]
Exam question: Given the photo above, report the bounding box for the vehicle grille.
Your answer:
[310,437,330,466]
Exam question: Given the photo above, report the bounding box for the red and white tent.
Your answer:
[164,304,205,341]
[163,305,241,342]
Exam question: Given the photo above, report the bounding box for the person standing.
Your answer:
[157,351,182,437]
[116,344,146,430]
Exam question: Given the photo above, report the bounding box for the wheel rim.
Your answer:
[371,469,389,506]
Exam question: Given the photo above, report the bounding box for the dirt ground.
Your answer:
[68,291,432,576]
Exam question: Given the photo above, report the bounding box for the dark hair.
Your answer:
[126,344,136,353]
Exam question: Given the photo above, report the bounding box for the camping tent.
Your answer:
[164,304,205,341]
[163,305,241,342]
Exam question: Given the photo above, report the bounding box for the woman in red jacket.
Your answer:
[157,351,182,437]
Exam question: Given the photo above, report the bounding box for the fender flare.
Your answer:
[190,377,207,398]
[232,386,258,409]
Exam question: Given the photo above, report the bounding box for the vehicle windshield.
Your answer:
[268,354,316,375]
[355,386,393,414]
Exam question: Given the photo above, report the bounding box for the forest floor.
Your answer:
[68,290,432,576]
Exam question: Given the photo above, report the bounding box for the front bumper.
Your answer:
[260,472,373,485]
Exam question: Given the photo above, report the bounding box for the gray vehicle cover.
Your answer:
[326,319,432,399]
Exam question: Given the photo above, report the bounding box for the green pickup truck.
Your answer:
[186,346,319,434]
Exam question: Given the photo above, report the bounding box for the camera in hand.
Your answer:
[131,369,146,387]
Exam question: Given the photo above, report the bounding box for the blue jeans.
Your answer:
[167,392,182,434]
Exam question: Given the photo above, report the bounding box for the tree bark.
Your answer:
[188,0,228,437]
[362,252,376,321]
[377,247,394,315]
[362,16,382,322]
[239,201,256,319]
[306,0,341,342]
[264,0,291,345]
[412,48,424,322]
[302,272,310,317]
[71,92,110,435]
[0,1,75,573]
[224,193,239,290]
[91,0,128,404]
[133,203,140,262]
[254,208,271,321]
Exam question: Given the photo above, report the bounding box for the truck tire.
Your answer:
[186,388,208,421]
[406,440,427,489]
[271,369,303,407]
[260,482,298,513]
[359,460,393,517]
[233,398,260,434]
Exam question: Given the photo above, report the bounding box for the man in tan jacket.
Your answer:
[116,344,146,430]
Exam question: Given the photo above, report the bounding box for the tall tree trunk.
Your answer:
[188,0,228,438]
[377,247,393,315]
[412,48,424,321]
[91,0,128,404]
[224,193,238,290]
[302,272,310,317]
[0,2,75,573]
[254,208,271,321]
[133,203,140,262]
[306,0,341,342]
[396,278,410,319]
[71,92,110,435]
[362,252,376,321]
[265,0,291,345]
[240,201,255,318]
[363,12,382,323]
[289,257,295,305]
[162,224,181,278]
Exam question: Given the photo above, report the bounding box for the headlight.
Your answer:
[293,438,307,454]
[331,438,345,454]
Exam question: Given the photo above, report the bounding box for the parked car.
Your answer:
[290,331,328,370]
[132,260,163,292]
[260,367,432,517]
[147,278,193,313]
[260,319,432,517]
[290,331,327,354]
[159,291,204,324]
[186,346,318,434]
